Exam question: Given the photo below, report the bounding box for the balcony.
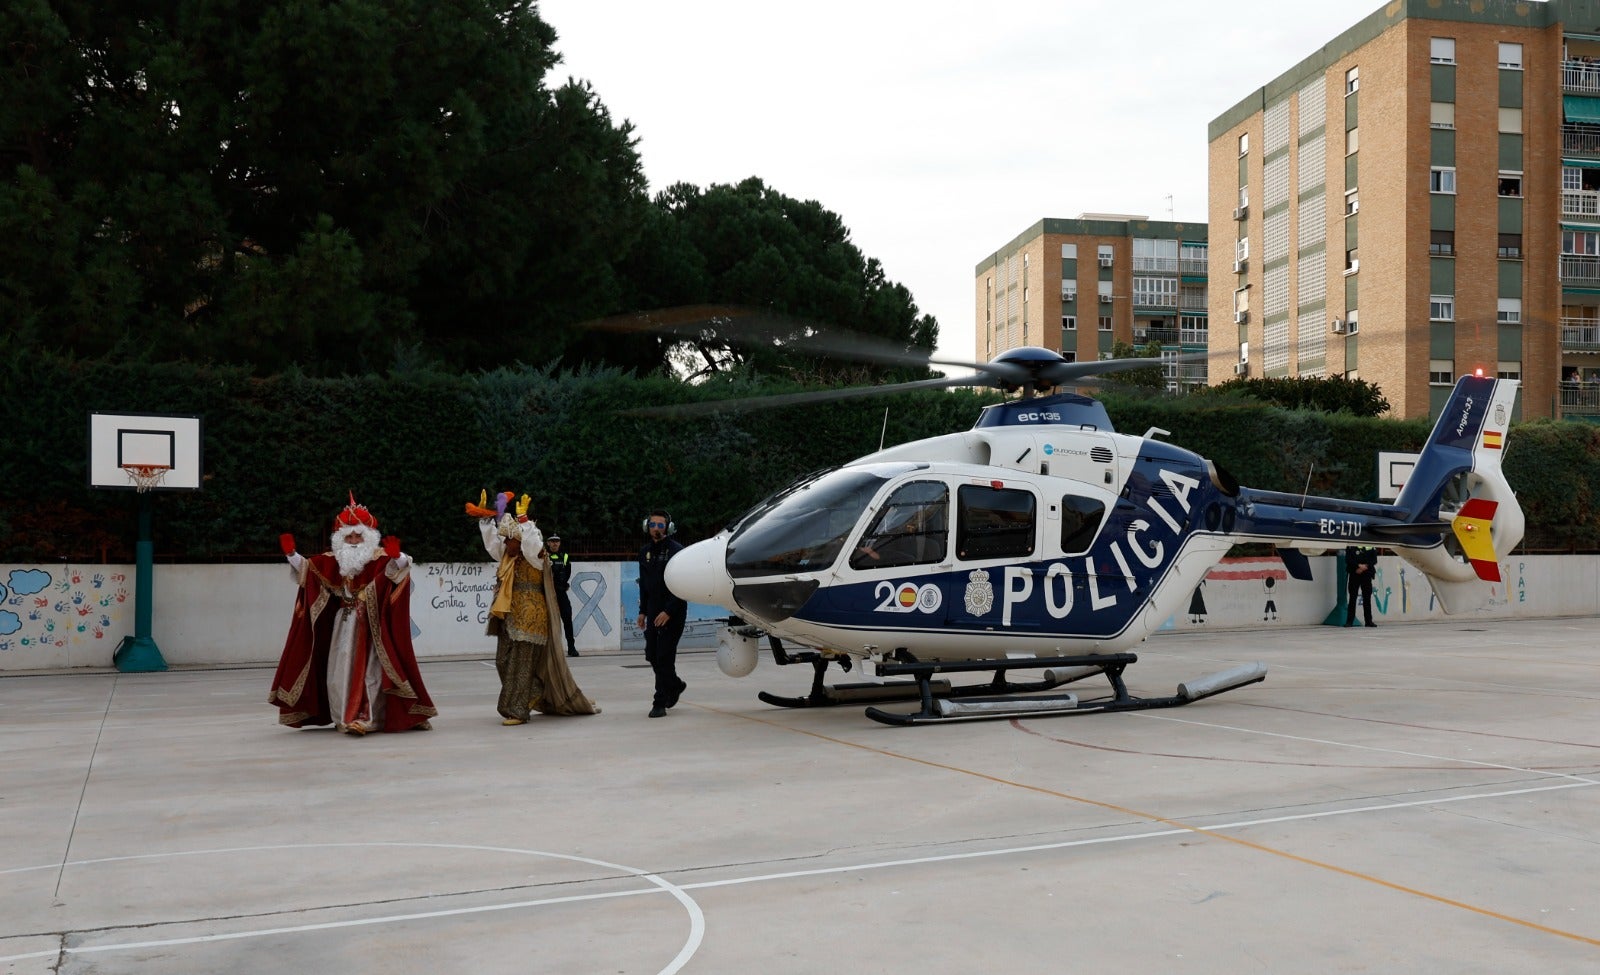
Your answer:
[1563,189,1600,219]
[1179,293,1208,311]
[1562,317,1600,350]
[1561,125,1600,157]
[1180,326,1209,345]
[1560,255,1600,283]
[1564,59,1600,94]
[1132,256,1179,273]
[1179,258,1208,274]
[1141,327,1181,345]
[1560,381,1600,416]
[1132,293,1179,309]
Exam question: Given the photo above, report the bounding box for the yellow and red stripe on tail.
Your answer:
[1450,497,1500,582]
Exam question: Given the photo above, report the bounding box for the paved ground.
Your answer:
[3,617,1599,974]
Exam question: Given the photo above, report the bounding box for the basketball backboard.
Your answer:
[1377,450,1418,502]
[88,412,204,491]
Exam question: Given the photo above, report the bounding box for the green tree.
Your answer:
[629,178,939,380]
[1202,375,1390,417]
[0,1,649,374]
[1102,339,1166,391]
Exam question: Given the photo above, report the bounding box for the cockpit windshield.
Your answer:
[725,464,921,578]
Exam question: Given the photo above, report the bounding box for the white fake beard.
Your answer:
[331,526,381,579]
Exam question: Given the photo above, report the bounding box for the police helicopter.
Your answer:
[625,319,1523,726]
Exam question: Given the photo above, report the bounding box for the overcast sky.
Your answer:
[539,0,1385,369]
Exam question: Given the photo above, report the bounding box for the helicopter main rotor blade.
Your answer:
[621,374,984,418]
[1040,350,1210,385]
[579,304,1033,385]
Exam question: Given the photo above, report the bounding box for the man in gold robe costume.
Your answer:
[477,498,599,725]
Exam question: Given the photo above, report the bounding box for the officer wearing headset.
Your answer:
[637,509,687,718]
[545,534,578,656]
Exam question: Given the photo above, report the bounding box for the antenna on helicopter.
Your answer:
[879,407,890,452]
[1300,464,1315,510]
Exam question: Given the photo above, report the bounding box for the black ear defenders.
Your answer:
[642,512,675,534]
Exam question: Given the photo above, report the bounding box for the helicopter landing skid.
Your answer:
[756,639,1074,710]
[862,655,1267,726]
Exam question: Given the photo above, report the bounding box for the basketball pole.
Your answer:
[113,491,168,672]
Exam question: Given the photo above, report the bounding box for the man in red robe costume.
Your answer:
[268,495,437,734]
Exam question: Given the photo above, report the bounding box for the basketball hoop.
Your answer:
[122,463,171,493]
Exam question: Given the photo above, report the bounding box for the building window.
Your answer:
[1236,237,1250,262]
[1345,189,1359,215]
[1098,282,1114,302]
[1239,132,1249,155]
[1430,167,1457,194]
[1430,230,1455,255]
[1430,295,1455,322]
[1498,42,1523,69]
[1498,233,1523,258]
[1563,229,1600,255]
[1498,360,1521,380]
[1061,243,1077,259]
[1430,102,1455,129]
[1238,185,1249,209]
[1097,245,1113,267]
[1497,299,1521,324]
[1499,107,1522,133]
[1431,37,1456,64]
[1346,67,1360,94]
[1345,126,1359,155]
[1062,315,1077,331]
[1062,278,1077,302]
[1345,248,1360,273]
[1429,359,1454,385]
[1346,310,1360,335]
[1098,316,1113,331]
[1498,172,1523,198]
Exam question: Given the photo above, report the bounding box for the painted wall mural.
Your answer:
[0,567,129,654]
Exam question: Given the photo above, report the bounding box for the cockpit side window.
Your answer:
[1060,495,1106,554]
[956,485,1036,560]
[850,481,949,570]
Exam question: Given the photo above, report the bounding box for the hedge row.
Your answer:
[2,358,1596,562]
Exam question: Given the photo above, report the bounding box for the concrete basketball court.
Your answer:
[3,616,1599,973]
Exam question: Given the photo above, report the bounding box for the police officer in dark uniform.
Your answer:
[546,534,578,656]
[637,509,687,718]
[1345,544,1378,627]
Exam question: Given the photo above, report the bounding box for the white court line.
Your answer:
[0,842,704,975]
[2,779,1595,966]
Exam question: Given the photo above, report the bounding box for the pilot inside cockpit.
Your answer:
[850,481,949,570]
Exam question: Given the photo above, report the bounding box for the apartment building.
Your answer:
[974,216,1210,392]
[1210,0,1600,421]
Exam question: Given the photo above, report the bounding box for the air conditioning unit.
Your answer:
[1133,328,1149,342]
[1232,258,1247,273]
[1232,205,1248,220]
[1233,310,1249,324]
[1233,361,1249,376]
[1098,255,1113,267]
[1062,291,1076,302]
[1331,318,1347,334]
[1099,293,1114,303]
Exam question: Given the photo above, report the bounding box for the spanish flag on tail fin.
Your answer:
[1450,497,1500,582]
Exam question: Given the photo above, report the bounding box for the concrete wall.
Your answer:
[2,555,1596,671]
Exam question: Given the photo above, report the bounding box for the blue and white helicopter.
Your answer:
[663,346,1523,725]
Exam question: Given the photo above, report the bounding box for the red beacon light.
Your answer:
[1474,367,1485,377]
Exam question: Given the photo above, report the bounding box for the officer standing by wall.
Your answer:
[546,534,578,656]
[637,509,687,718]
[1345,544,1378,627]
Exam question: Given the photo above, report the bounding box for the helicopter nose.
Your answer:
[666,533,734,609]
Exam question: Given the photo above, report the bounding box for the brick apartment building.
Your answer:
[974,216,1211,392]
[1210,0,1600,420]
